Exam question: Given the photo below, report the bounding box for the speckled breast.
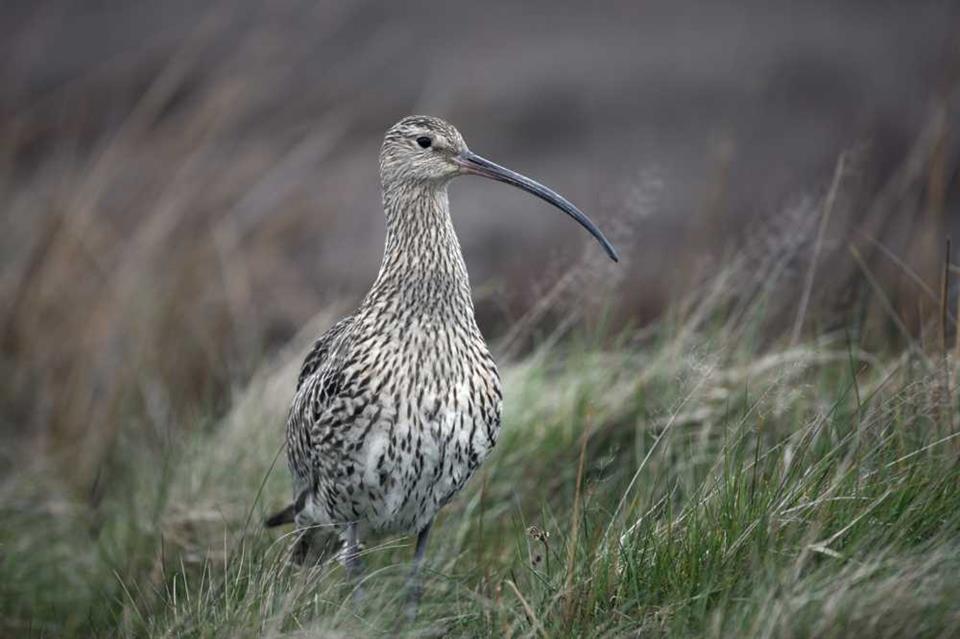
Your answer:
[296,321,502,535]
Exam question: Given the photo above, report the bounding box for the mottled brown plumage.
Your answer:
[268,115,617,613]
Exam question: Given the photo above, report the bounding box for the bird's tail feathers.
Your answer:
[265,489,310,528]
[264,503,297,527]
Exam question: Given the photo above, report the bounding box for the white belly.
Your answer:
[295,333,503,536]
[358,403,497,534]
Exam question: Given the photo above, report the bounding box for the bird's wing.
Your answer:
[268,316,357,529]
[296,316,355,391]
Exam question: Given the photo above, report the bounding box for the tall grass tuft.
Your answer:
[2,217,958,636]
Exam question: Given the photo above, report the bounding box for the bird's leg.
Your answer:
[342,522,365,601]
[404,520,433,620]
[291,527,314,566]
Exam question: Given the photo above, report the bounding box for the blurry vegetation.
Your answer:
[1,1,959,637]
[3,226,959,636]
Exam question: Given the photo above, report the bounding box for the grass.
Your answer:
[3,259,959,638]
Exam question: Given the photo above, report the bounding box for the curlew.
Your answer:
[266,115,618,612]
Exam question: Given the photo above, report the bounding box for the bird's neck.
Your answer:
[364,181,474,318]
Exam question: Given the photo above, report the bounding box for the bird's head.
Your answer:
[381,116,468,183]
[380,115,619,262]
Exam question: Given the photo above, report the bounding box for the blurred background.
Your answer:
[1,0,958,484]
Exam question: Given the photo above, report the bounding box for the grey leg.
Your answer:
[342,522,364,601]
[405,520,433,620]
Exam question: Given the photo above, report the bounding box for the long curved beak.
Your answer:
[454,151,619,262]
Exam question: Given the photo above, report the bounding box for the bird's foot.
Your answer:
[403,577,424,621]
[339,524,366,605]
[351,582,366,605]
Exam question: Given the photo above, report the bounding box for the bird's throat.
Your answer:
[369,182,473,313]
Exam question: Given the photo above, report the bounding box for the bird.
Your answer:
[266,115,618,613]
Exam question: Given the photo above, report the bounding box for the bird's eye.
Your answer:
[416,136,432,149]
